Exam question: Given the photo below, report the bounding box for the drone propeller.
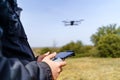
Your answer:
[75,19,84,22]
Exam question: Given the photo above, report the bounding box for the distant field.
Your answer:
[57,57,120,80]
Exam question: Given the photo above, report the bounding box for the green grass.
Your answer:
[58,57,120,80]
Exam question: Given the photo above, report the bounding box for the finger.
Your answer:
[37,52,50,62]
[59,61,66,67]
[44,52,50,56]
[58,68,63,73]
[47,52,56,59]
[41,52,50,58]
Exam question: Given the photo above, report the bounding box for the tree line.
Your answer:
[36,24,120,58]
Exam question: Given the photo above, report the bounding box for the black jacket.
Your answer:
[0,0,35,65]
[0,0,52,80]
[0,56,52,80]
[0,26,52,80]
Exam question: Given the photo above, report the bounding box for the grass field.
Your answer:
[57,57,120,80]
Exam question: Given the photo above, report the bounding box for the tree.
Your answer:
[97,34,120,57]
[91,24,120,45]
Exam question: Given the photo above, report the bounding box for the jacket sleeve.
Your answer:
[0,57,52,80]
[0,0,9,26]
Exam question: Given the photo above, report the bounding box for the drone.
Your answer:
[62,19,84,26]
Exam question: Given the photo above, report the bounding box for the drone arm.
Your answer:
[62,21,69,23]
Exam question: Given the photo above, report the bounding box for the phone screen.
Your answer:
[52,51,75,61]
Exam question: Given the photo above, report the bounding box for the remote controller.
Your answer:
[52,51,75,62]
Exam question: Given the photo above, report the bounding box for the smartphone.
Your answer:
[52,50,75,62]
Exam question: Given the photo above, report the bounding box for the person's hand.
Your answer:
[42,52,66,80]
[37,52,50,62]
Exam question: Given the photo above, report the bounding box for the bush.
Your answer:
[59,41,97,57]
[97,34,120,57]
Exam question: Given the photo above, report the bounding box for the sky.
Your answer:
[17,0,120,47]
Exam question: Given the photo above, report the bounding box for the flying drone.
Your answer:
[62,19,84,26]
